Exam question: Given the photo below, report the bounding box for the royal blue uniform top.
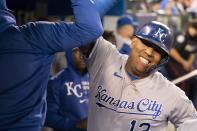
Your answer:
[0,0,103,130]
[45,49,89,131]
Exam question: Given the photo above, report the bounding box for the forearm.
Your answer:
[28,0,103,53]
[71,0,103,44]
[188,53,195,64]
[170,48,186,65]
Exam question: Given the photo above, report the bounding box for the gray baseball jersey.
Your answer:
[177,119,197,131]
[86,37,197,131]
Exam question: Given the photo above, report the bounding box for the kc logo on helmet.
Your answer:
[153,28,167,43]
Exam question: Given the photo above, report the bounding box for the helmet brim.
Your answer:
[135,34,169,57]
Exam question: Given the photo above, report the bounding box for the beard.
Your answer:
[131,65,151,78]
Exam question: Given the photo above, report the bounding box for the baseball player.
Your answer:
[45,48,89,131]
[80,21,197,131]
[0,0,103,130]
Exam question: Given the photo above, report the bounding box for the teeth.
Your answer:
[140,57,149,65]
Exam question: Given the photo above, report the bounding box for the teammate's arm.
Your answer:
[21,0,103,53]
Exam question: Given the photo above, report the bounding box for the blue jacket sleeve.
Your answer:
[45,79,78,130]
[21,0,103,53]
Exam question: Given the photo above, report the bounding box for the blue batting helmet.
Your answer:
[135,21,174,70]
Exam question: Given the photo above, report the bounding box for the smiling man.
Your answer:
[80,21,197,131]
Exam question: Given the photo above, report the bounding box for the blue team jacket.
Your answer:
[45,49,89,131]
[0,0,103,130]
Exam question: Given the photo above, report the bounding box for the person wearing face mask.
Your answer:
[165,21,197,108]
[115,15,138,55]
[79,21,197,131]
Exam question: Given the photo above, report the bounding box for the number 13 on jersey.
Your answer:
[130,120,150,131]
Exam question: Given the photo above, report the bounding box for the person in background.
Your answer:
[45,47,89,131]
[180,0,193,12]
[80,21,197,131]
[160,0,179,14]
[115,15,138,55]
[165,21,197,108]
[0,0,103,130]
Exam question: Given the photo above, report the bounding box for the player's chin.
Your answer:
[136,65,148,72]
[136,67,151,76]
[79,65,87,71]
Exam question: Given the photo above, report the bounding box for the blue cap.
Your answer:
[0,0,7,10]
[117,15,138,28]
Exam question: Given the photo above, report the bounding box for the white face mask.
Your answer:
[116,34,132,50]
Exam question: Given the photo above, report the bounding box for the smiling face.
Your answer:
[125,37,162,78]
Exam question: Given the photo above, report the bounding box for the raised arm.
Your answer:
[21,0,103,53]
[69,0,104,44]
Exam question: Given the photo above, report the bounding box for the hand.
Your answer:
[76,118,87,129]
[182,61,192,71]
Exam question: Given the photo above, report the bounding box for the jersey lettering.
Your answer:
[154,28,167,43]
[95,86,162,119]
[65,81,89,98]
[65,82,83,97]
[130,120,150,131]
